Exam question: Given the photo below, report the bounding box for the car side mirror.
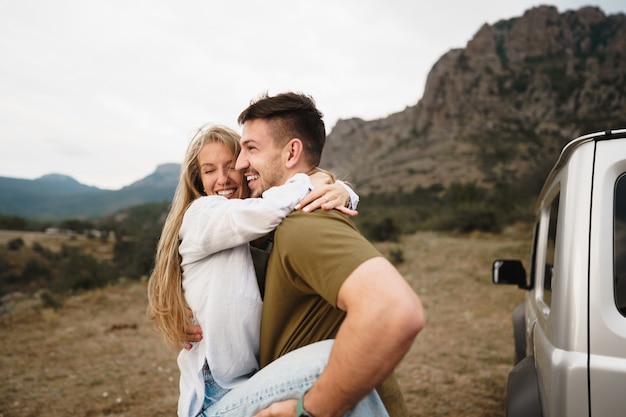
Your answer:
[493,259,530,290]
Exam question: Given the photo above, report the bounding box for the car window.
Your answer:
[543,194,559,308]
[614,173,626,316]
[529,220,539,290]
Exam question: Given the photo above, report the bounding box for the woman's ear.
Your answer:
[283,138,304,169]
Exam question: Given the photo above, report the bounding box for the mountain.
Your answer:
[2,5,625,224]
[321,5,626,195]
[0,164,180,220]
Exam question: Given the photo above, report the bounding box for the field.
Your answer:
[0,227,530,416]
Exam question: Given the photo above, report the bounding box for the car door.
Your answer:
[587,137,626,416]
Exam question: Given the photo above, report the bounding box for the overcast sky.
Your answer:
[1,0,624,190]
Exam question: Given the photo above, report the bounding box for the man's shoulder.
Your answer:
[275,210,362,246]
[286,209,347,220]
[279,209,351,230]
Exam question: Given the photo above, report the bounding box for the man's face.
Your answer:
[236,119,286,198]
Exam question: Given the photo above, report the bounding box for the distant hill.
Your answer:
[0,164,179,220]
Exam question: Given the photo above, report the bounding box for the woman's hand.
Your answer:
[308,170,333,189]
[253,399,298,417]
[297,178,358,216]
[183,308,202,349]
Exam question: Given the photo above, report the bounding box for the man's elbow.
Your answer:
[396,293,425,344]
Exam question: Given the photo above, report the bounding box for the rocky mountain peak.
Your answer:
[322,5,626,195]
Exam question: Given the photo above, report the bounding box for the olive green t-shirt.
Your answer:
[259,209,408,417]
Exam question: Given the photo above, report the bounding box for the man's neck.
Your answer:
[305,166,320,175]
[281,165,316,184]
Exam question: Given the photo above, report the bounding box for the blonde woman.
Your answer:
[147,125,357,416]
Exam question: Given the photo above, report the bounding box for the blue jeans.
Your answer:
[198,340,389,417]
[202,363,231,409]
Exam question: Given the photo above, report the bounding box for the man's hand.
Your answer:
[184,308,202,349]
[253,399,297,417]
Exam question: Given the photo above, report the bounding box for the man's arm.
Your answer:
[254,256,425,417]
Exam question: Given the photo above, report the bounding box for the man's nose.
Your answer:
[235,153,247,171]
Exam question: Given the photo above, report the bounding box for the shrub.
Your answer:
[388,247,405,265]
[32,241,57,260]
[21,259,52,284]
[113,229,161,279]
[362,217,401,242]
[38,289,63,310]
[51,249,116,293]
[0,214,27,230]
[7,238,24,251]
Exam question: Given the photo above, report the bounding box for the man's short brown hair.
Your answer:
[238,92,326,167]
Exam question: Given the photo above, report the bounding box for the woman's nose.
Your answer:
[217,169,230,185]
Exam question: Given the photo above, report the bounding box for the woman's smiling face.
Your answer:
[198,141,244,199]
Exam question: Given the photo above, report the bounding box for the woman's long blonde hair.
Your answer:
[147,124,244,350]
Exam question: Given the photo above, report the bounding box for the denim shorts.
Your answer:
[201,363,230,411]
[198,340,388,417]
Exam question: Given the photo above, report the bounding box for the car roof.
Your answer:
[536,128,626,210]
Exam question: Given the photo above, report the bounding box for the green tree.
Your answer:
[51,249,116,293]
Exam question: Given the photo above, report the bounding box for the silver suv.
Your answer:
[493,129,626,417]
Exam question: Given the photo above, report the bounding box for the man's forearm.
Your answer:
[304,314,416,416]
[302,257,424,416]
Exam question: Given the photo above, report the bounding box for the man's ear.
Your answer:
[283,138,304,168]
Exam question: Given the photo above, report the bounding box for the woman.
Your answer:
[147,125,357,416]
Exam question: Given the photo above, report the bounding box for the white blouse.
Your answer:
[176,173,313,417]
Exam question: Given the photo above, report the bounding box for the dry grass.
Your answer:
[0,228,530,417]
[390,227,529,416]
[0,230,114,261]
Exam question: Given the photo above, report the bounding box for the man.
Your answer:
[235,92,425,417]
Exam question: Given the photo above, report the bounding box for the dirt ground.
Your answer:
[0,228,529,417]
